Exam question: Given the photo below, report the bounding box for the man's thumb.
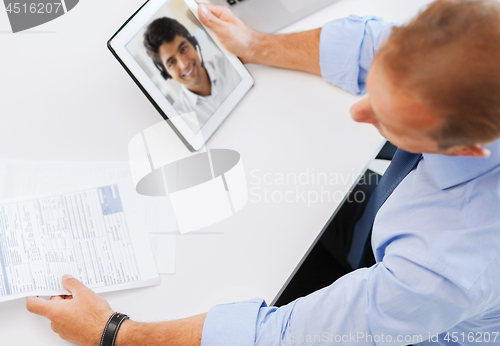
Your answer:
[62,274,86,295]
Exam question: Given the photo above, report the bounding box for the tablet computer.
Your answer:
[108,0,254,151]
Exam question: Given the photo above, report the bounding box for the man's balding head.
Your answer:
[376,0,500,150]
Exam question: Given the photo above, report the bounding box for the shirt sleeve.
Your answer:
[319,15,397,95]
[201,252,480,346]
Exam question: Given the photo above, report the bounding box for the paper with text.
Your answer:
[0,183,160,302]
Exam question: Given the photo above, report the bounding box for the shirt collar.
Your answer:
[423,138,500,190]
[179,60,221,107]
[205,59,221,84]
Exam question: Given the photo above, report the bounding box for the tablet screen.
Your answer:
[125,0,242,132]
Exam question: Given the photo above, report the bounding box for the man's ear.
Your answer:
[447,144,491,158]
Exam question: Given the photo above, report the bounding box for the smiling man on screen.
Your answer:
[26,0,500,345]
[144,17,240,127]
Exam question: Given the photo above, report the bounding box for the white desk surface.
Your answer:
[0,0,432,344]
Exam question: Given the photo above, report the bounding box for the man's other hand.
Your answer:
[198,4,260,63]
[26,274,114,346]
[197,3,321,75]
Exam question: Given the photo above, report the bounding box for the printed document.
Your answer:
[0,162,162,302]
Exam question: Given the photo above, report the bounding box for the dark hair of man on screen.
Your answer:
[143,17,204,80]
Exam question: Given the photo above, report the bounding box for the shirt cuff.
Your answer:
[319,15,385,95]
[201,298,267,346]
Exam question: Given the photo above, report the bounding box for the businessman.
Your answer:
[144,17,240,128]
[26,0,500,345]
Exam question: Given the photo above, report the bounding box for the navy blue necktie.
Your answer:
[346,148,423,269]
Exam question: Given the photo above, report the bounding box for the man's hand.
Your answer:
[26,275,206,346]
[26,274,114,346]
[198,4,322,75]
[198,4,260,63]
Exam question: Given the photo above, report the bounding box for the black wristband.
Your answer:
[99,312,129,346]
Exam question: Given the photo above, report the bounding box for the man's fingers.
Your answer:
[26,296,52,317]
[199,3,231,19]
[61,274,87,295]
[198,4,227,31]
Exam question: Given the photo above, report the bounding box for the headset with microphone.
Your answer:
[154,33,205,80]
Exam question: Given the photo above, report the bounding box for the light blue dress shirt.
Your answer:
[201,16,500,345]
